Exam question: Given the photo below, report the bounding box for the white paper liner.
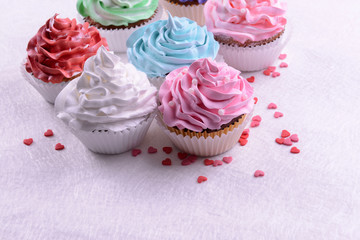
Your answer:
[77,6,163,53]
[20,63,70,104]
[160,0,205,26]
[156,110,253,157]
[218,27,291,72]
[71,114,155,154]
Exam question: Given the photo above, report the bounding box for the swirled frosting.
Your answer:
[25,14,108,83]
[55,46,157,132]
[178,0,207,3]
[204,0,287,43]
[126,13,219,78]
[77,0,158,26]
[158,58,254,132]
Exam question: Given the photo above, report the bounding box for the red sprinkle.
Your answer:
[162,158,172,166]
[274,111,284,118]
[279,53,287,60]
[181,159,192,166]
[254,97,258,104]
[222,156,233,164]
[252,115,262,122]
[197,176,207,183]
[272,72,281,78]
[132,149,141,157]
[213,160,223,167]
[254,170,265,177]
[148,146,157,154]
[240,133,249,139]
[263,69,271,76]
[204,159,214,166]
[23,138,33,146]
[290,147,300,154]
[55,143,65,150]
[242,128,250,135]
[281,130,291,138]
[162,147,173,154]
[280,62,288,68]
[275,138,285,145]
[239,138,248,146]
[44,129,54,137]
[187,155,197,163]
[268,103,277,109]
[247,76,255,83]
[267,66,276,72]
[178,152,188,160]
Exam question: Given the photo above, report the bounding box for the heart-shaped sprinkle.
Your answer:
[239,138,248,146]
[267,66,276,72]
[283,138,293,146]
[281,130,291,138]
[275,138,285,144]
[178,152,188,160]
[23,138,33,146]
[250,121,260,128]
[204,159,214,166]
[240,133,249,139]
[162,147,173,154]
[290,147,300,154]
[254,170,265,177]
[279,53,287,60]
[268,103,277,109]
[197,176,207,183]
[162,158,172,166]
[187,155,197,163]
[263,69,271,76]
[274,111,284,118]
[246,76,255,83]
[132,149,141,157]
[148,146,157,154]
[280,62,288,68]
[181,159,192,166]
[55,143,64,150]
[272,72,281,78]
[242,129,250,135]
[252,115,262,122]
[44,129,53,137]
[254,97,258,104]
[222,156,233,164]
[290,134,299,142]
[213,160,223,167]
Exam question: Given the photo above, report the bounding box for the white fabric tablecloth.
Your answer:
[1,1,360,239]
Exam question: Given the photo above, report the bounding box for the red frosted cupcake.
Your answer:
[22,14,108,103]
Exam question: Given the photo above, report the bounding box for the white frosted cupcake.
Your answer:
[76,0,163,53]
[55,46,157,154]
[158,58,254,157]
[204,0,289,71]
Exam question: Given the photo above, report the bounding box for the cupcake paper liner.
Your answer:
[160,0,205,26]
[156,109,253,157]
[71,114,155,154]
[21,63,70,104]
[218,27,291,72]
[77,6,163,53]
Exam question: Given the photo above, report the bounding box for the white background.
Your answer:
[1,0,360,239]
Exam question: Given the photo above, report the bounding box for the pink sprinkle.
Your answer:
[254,170,265,177]
[213,160,223,167]
[268,103,277,109]
[279,54,287,60]
[280,62,288,68]
[267,66,276,72]
[222,156,233,164]
[250,121,260,128]
[254,97,258,104]
[252,115,262,122]
[283,138,293,146]
[274,111,284,118]
[272,72,281,78]
[290,134,299,142]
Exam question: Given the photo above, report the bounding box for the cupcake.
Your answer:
[127,12,219,89]
[22,14,107,104]
[160,0,207,26]
[76,0,163,52]
[55,46,157,154]
[158,58,254,157]
[204,0,288,71]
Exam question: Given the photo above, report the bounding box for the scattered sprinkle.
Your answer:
[181,159,192,166]
[55,143,65,150]
[222,156,233,164]
[213,160,223,167]
[132,149,141,157]
[279,53,287,60]
[250,121,260,128]
[162,146,173,154]
[290,134,299,142]
[263,69,271,76]
[280,62,288,68]
[197,176,207,183]
[274,111,284,118]
[275,138,285,145]
[204,159,214,166]
[281,130,291,138]
[178,152,188,160]
[272,72,281,78]
[147,146,157,154]
[254,97,258,104]
[252,115,262,122]
[162,158,172,166]
[267,103,277,109]
[23,138,33,146]
[290,147,300,154]
[247,76,255,83]
[254,170,265,177]
[44,129,53,137]
[187,155,197,163]
[239,138,248,146]
[267,66,276,72]
[283,138,293,146]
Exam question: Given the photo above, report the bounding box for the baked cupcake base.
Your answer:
[156,110,253,157]
[77,6,163,53]
[160,0,205,26]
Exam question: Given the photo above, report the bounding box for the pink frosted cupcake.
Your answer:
[158,58,254,156]
[22,14,107,103]
[204,0,289,71]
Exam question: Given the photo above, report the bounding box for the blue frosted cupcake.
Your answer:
[126,12,219,88]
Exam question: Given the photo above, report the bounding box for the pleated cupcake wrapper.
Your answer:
[20,63,70,104]
[76,6,163,53]
[219,27,291,72]
[160,0,205,26]
[71,114,155,155]
[156,110,253,157]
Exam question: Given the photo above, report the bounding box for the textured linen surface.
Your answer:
[1,1,360,239]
